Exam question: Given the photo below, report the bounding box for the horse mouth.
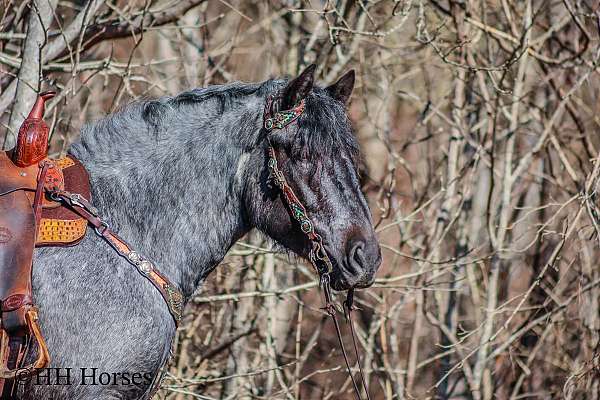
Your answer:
[325,251,374,291]
[329,271,375,291]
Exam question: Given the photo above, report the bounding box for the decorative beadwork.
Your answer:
[165,284,183,322]
[264,99,305,131]
[268,150,316,237]
[263,91,334,276]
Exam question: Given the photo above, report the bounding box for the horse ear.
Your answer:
[279,64,316,110]
[325,70,355,104]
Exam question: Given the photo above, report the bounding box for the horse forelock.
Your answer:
[295,89,360,167]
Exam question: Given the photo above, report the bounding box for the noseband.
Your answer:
[263,91,371,400]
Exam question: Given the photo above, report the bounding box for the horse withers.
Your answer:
[2,65,381,399]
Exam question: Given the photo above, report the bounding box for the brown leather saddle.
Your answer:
[0,92,183,399]
[0,92,90,396]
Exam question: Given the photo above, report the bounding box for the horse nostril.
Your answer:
[347,241,366,274]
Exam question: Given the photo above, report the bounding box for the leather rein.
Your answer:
[263,93,371,400]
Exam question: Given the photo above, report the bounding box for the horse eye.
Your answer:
[292,154,311,168]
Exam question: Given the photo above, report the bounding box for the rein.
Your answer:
[264,92,371,400]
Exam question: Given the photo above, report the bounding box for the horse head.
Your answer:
[248,65,382,291]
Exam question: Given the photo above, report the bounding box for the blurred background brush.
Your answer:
[1,1,600,399]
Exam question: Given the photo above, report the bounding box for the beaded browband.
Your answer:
[263,94,305,131]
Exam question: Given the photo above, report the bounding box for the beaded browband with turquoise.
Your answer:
[263,93,305,130]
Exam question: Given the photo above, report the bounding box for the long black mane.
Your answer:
[125,79,359,163]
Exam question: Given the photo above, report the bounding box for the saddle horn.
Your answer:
[12,91,56,167]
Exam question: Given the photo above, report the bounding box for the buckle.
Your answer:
[94,221,110,236]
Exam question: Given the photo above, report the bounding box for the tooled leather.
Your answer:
[13,118,49,167]
[35,156,90,247]
[1,295,33,313]
[43,161,65,192]
[36,218,88,244]
[0,189,36,335]
[54,157,74,169]
[100,231,183,323]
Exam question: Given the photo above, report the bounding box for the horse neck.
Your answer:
[70,98,265,297]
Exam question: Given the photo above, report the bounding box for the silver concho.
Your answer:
[300,219,313,234]
[128,251,141,264]
[139,260,153,274]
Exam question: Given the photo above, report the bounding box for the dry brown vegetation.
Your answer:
[2,0,600,399]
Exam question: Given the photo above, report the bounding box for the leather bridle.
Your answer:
[264,92,371,400]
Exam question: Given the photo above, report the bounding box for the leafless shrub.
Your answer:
[2,0,600,398]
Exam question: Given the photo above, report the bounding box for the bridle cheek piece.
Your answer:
[266,146,332,278]
[263,91,371,400]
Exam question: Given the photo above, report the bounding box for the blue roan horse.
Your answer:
[25,65,381,399]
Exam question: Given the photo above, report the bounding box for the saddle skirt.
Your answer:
[0,151,90,247]
[35,156,90,246]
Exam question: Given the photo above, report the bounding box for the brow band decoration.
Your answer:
[264,99,305,131]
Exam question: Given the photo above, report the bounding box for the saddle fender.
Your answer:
[0,91,85,396]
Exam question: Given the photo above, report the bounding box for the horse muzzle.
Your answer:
[328,235,381,291]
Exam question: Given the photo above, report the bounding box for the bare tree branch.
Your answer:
[3,0,58,149]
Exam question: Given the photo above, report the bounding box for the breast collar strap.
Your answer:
[263,91,371,400]
[49,189,184,325]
